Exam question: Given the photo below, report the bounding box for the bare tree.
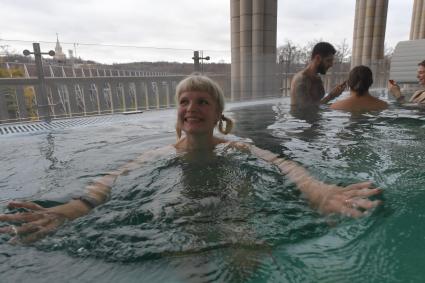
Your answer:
[335,38,351,64]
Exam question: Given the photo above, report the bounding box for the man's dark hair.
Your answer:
[311,42,336,59]
[418,60,425,68]
[348,65,373,96]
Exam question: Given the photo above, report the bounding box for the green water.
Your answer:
[2,99,425,282]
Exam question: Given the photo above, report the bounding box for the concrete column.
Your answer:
[352,0,360,67]
[371,0,388,62]
[231,0,241,101]
[263,0,277,97]
[240,0,252,100]
[410,0,420,39]
[252,0,264,99]
[371,0,388,83]
[351,0,388,70]
[230,0,277,100]
[410,0,425,40]
[352,0,367,67]
[413,0,421,39]
[361,0,376,66]
[418,0,425,39]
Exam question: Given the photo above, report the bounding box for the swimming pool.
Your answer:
[1,95,425,282]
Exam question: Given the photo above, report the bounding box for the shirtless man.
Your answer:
[388,60,425,104]
[290,42,346,109]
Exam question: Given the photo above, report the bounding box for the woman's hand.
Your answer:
[387,80,404,100]
[264,156,383,219]
[0,200,91,244]
[312,181,382,218]
[0,201,67,244]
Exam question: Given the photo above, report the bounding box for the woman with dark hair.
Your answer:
[331,65,388,112]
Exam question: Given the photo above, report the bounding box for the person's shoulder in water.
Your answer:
[331,95,388,112]
[331,65,388,112]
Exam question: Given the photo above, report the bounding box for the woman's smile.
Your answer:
[178,91,219,135]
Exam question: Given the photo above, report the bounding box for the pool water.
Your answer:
[2,96,425,282]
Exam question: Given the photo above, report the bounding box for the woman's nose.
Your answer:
[187,101,196,111]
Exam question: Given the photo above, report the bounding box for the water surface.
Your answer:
[1,97,425,282]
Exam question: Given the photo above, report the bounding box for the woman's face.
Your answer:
[177,91,220,136]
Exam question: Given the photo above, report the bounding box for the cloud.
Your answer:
[0,0,415,63]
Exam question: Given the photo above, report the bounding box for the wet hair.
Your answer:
[175,74,233,139]
[418,60,425,68]
[348,65,373,96]
[311,42,336,59]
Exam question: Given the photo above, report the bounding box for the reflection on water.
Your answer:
[2,98,425,282]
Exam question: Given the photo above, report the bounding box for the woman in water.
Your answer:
[331,65,388,112]
[0,75,382,243]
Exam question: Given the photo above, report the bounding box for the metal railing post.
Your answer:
[33,43,50,121]
[23,43,55,121]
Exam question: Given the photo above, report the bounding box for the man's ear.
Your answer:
[313,54,322,63]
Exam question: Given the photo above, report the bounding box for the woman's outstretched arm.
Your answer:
[0,146,174,243]
[232,142,382,217]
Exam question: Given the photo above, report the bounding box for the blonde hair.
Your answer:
[175,74,233,139]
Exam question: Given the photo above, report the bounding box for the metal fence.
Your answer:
[0,47,233,124]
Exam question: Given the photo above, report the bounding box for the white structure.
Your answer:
[390,39,425,83]
[54,34,66,62]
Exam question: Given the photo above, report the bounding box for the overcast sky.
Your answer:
[0,0,414,64]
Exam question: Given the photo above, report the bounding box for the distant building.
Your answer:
[54,34,66,63]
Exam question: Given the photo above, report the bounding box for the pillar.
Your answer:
[230,0,277,101]
[351,0,388,83]
[410,0,425,40]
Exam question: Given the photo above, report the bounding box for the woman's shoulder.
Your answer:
[375,97,389,107]
[330,97,351,110]
[330,96,387,112]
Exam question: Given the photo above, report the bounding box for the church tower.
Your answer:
[54,34,66,63]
